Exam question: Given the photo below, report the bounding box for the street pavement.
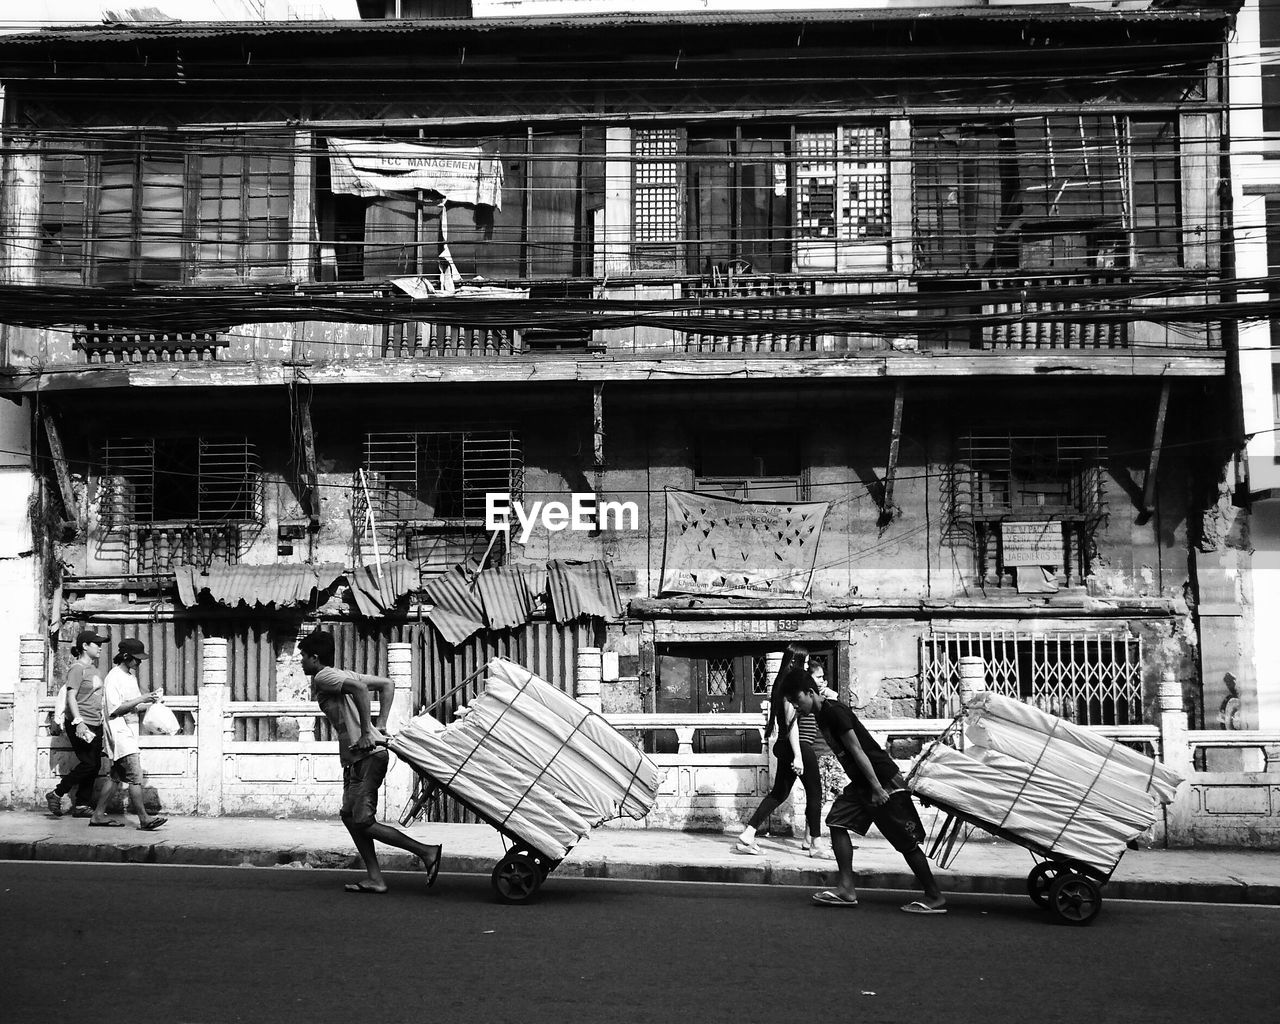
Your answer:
[2,808,1278,906]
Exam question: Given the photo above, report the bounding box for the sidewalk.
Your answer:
[2,810,1278,905]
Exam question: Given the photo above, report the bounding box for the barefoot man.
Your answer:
[299,629,442,894]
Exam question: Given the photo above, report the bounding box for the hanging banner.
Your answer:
[661,489,828,598]
[326,138,504,207]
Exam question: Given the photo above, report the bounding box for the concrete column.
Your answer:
[383,641,415,818]
[1158,670,1194,846]
[956,656,987,712]
[196,637,229,817]
[13,634,45,809]
[575,647,603,714]
[763,652,783,715]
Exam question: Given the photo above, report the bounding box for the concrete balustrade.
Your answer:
[12,632,1280,846]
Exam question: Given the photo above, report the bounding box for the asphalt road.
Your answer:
[5,860,1278,1024]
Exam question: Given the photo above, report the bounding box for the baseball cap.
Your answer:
[74,629,108,648]
[116,638,149,661]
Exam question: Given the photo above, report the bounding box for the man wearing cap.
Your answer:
[45,629,109,817]
[92,638,167,830]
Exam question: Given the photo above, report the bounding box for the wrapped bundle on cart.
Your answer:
[906,691,1183,925]
[389,657,661,903]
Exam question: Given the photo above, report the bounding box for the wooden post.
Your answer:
[14,634,46,809]
[197,637,229,816]
[1141,380,1171,520]
[383,641,415,819]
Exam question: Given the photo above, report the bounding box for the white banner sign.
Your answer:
[1000,520,1064,567]
[326,138,504,208]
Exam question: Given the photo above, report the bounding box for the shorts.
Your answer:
[826,780,925,853]
[341,749,389,826]
[109,753,144,786]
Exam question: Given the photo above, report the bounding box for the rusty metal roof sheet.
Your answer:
[174,563,345,609]
[0,6,1238,49]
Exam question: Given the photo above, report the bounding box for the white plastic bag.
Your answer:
[142,700,180,736]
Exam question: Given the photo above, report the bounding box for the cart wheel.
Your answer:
[1047,872,1103,926]
[1026,862,1067,909]
[491,850,544,904]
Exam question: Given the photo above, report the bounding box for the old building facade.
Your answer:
[1,2,1267,834]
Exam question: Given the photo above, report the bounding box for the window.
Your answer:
[686,130,790,275]
[915,116,1175,272]
[951,434,1105,586]
[632,128,684,267]
[195,135,292,281]
[363,430,523,522]
[39,135,293,285]
[694,432,804,501]
[101,436,262,526]
[794,124,889,269]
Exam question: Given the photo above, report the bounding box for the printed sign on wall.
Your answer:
[1000,521,1064,566]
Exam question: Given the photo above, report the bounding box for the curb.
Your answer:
[2,837,1275,906]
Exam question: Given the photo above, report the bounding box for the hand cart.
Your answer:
[389,657,659,904]
[905,705,1166,927]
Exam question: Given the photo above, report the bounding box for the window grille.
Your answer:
[706,657,734,699]
[951,434,1105,585]
[101,436,262,527]
[363,430,523,523]
[919,630,1144,726]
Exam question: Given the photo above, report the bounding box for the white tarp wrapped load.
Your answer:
[909,692,1183,872]
[963,692,1183,804]
[389,658,660,860]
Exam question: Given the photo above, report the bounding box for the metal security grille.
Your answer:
[101,436,261,526]
[919,631,1144,725]
[752,655,771,696]
[364,430,523,522]
[954,435,1106,519]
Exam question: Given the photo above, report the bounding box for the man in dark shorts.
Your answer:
[783,669,946,914]
[299,629,443,895]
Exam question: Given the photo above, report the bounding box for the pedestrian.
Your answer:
[45,629,110,818]
[298,628,442,894]
[91,638,167,830]
[797,660,838,857]
[783,667,947,914]
[734,643,829,856]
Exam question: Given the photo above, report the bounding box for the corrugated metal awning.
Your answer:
[174,563,344,609]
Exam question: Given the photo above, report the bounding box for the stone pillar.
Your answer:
[763,652,783,714]
[575,647,603,713]
[383,641,415,818]
[1158,670,1194,846]
[956,656,986,712]
[196,637,228,816]
[13,634,45,809]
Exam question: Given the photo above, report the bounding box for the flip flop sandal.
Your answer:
[344,881,388,895]
[138,816,167,831]
[89,819,124,827]
[901,901,947,915]
[423,847,443,889]
[812,890,859,907]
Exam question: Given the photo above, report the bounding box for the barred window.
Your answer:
[363,430,523,522]
[101,436,262,526]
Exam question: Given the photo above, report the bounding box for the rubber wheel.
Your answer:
[1047,872,1103,926]
[491,850,545,904]
[1026,862,1068,908]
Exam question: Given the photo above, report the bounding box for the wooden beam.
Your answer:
[881,382,905,525]
[38,410,78,536]
[1142,380,1172,518]
[297,394,320,527]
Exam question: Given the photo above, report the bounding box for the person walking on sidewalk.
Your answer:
[92,638,167,831]
[783,668,946,914]
[796,661,837,858]
[298,629,442,895]
[46,629,110,818]
[735,643,830,856]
